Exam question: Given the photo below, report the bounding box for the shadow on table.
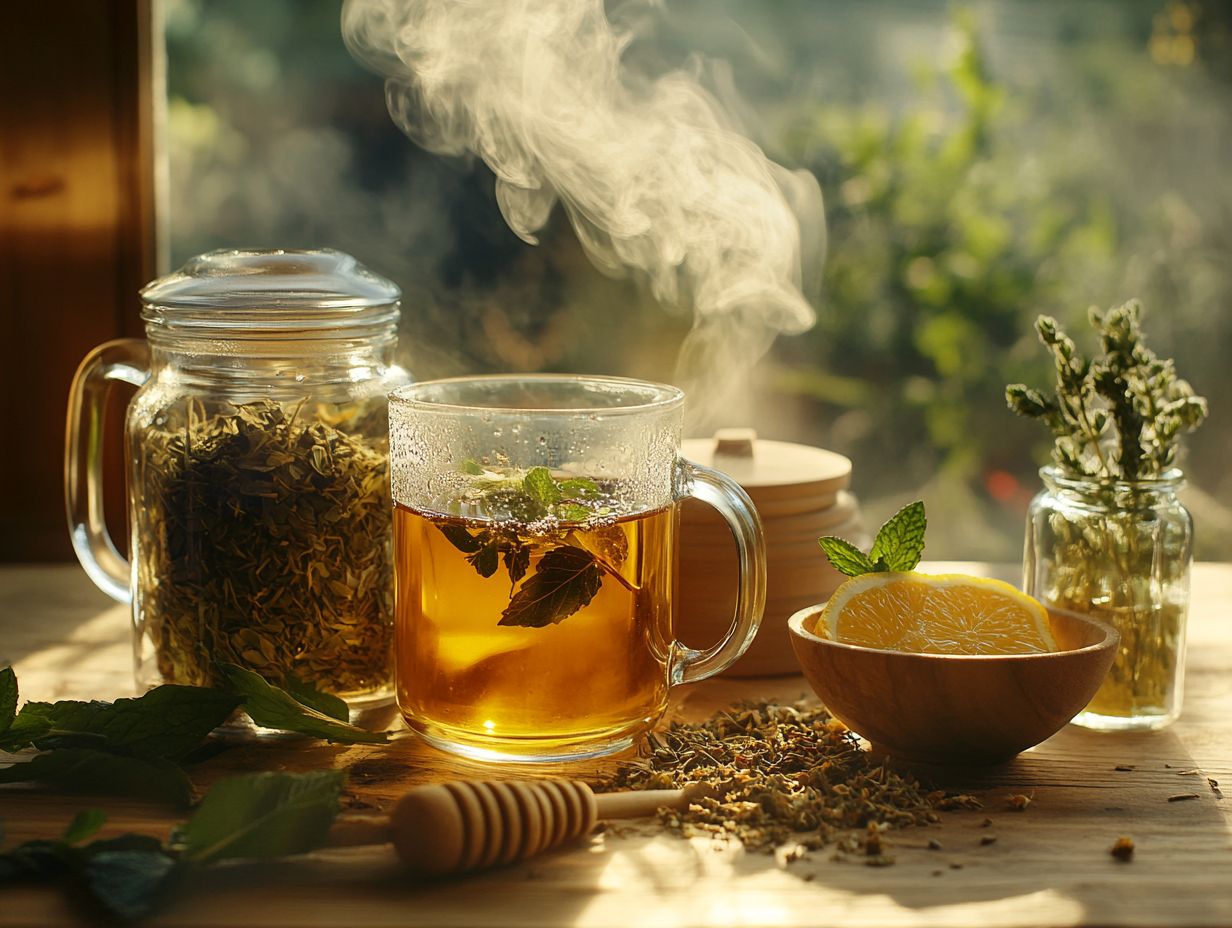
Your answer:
[152,723,1232,928]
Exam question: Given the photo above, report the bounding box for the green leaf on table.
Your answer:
[817,536,876,577]
[0,749,193,806]
[0,685,241,760]
[499,545,603,628]
[0,667,16,736]
[61,808,107,844]
[869,501,927,572]
[174,770,345,864]
[0,839,71,883]
[216,664,387,744]
[0,831,178,921]
[280,676,349,723]
[83,847,180,921]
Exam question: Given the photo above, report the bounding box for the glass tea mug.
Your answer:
[65,249,410,706]
[389,374,767,761]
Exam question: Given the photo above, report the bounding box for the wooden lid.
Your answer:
[681,431,851,502]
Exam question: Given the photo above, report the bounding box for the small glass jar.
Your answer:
[66,249,410,706]
[1023,465,1193,730]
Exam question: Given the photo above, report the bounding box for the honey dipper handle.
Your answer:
[593,788,689,820]
[327,814,393,848]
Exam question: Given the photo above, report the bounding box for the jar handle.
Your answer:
[64,339,151,603]
[671,458,767,683]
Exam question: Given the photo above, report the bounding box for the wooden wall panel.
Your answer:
[0,0,158,561]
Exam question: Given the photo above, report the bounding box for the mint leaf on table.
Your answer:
[499,545,603,628]
[817,536,876,577]
[0,749,193,807]
[216,664,387,744]
[0,685,241,760]
[818,500,927,578]
[174,770,345,864]
[0,667,16,736]
[280,676,349,723]
[61,808,107,845]
[83,845,179,921]
[868,500,927,572]
[0,831,178,921]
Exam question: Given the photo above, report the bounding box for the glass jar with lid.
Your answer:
[66,249,411,706]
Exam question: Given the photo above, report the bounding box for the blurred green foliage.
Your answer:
[762,6,1231,558]
[165,0,1232,560]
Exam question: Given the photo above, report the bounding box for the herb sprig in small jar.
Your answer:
[1007,300,1207,730]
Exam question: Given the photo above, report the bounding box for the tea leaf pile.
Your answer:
[135,400,393,697]
[599,702,959,855]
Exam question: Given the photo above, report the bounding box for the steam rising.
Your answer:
[342,0,824,419]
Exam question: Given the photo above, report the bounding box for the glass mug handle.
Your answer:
[64,338,151,604]
[671,458,767,684]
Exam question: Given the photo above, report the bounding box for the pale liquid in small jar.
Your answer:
[393,502,677,759]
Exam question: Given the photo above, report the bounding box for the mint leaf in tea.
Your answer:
[394,465,674,754]
[431,465,627,628]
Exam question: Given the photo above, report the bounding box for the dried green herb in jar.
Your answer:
[132,399,393,698]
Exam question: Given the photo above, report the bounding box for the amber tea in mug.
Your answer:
[389,375,766,762]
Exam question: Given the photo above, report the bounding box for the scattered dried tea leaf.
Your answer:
[864,822,884,856]
[1208,778,1223,799]
[928,791,983,811]
[1110,836,1135,861]
[1167,793,1201,803]
[1114,764,1136,772]
[1007,794,1033,811]
[927,838,943,850]
[597,701,954,855]
[980,835,998,846]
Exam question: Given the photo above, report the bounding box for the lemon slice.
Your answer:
[817,572,1057,655]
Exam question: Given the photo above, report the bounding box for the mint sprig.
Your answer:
[819,500,927,577]
[0,770,346,920]
[438,464,625,628]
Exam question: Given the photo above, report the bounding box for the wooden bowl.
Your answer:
[787,604,1118,765]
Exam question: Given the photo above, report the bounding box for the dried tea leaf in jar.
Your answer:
[134,398,394,698]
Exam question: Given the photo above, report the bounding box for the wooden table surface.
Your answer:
[1,562,1230,927]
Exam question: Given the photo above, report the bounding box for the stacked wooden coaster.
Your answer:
[677,429,869,677]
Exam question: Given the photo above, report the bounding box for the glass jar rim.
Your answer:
[391,374,685,416]
[1040,464,1186,491]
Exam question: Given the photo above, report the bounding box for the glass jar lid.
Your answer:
[140,249,400,336]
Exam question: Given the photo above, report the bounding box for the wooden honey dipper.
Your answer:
[327,779,697,877]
